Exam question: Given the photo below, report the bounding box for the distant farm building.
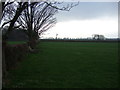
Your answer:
[92,34,105,40]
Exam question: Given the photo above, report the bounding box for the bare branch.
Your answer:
[44,1,79,11]
[1,20,12,28]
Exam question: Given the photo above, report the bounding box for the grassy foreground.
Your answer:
[5,42,118,88]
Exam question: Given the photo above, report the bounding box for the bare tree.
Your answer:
[15,2,57,48]
[1,1,37,79]
[1,1,38,40]
[1,0,79,48]
[1,0,79,39]
[15,1,78,48]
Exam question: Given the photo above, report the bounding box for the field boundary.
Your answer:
[40,39,119,43]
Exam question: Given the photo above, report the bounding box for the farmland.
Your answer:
[5,41,118,88]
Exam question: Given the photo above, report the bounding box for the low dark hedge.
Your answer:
[4,43,29,71]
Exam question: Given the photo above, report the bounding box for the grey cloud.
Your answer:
[56,2,118,22]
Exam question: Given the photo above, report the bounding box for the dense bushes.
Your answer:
[3,42,29,71]
[2,40,39,86]
[2,41,38,86]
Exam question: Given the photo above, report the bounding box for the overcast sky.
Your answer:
[42,2,118,39]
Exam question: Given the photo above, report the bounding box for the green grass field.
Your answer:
[5,42,118,88]
[7,41,26,45]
